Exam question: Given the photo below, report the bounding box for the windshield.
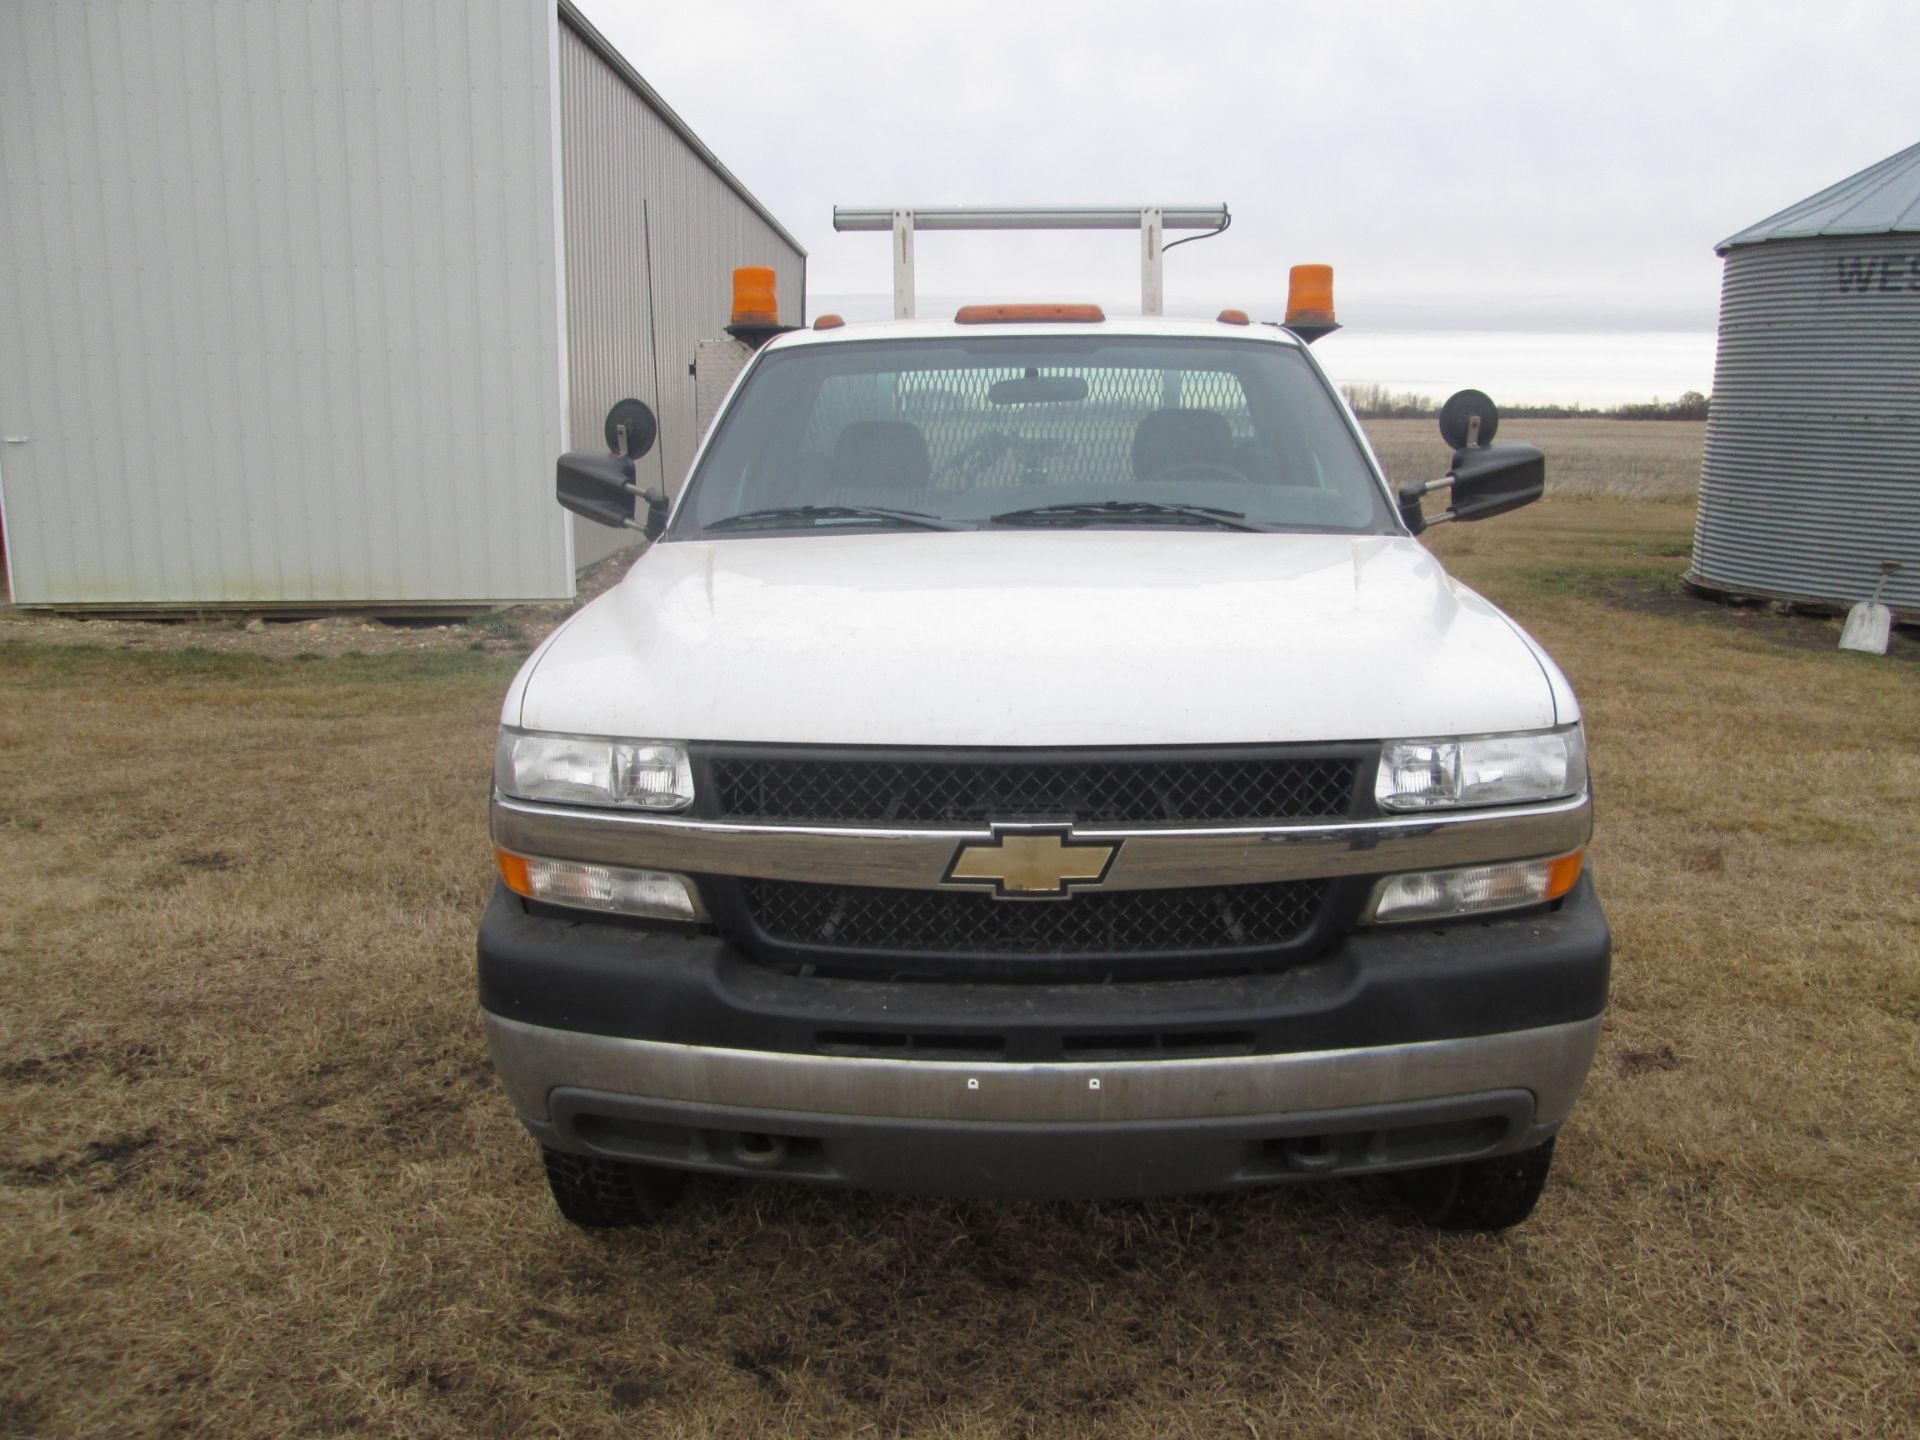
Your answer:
[671,335,1395,537]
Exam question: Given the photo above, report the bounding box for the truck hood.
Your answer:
[512,532,1562,746]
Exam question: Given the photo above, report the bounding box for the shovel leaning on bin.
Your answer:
[1838,562,1900,655]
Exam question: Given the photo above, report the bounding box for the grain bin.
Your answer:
[1687,141,1920,622]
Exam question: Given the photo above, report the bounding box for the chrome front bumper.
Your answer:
[485,1012,1602,1198]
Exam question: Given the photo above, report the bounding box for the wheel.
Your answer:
[1390,1136,1556,1232]
[540,1145,685,1228]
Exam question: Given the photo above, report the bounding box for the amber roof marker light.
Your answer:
[1283,264,1341,344]
[954,303,1106,325]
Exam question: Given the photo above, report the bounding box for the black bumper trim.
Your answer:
[476,874,1609,1062]
[530,1087,1552,1200]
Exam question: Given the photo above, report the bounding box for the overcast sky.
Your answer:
[574,0,1920,398]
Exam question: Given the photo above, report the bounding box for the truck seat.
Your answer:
[1132,408,1232,482]
[1233,439,1280,484]
[832,420,932,507]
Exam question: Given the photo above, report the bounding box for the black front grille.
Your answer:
[710,754,1359,825]
[740,878,1325,957]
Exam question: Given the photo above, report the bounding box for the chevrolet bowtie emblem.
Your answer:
[943,826,1121,899]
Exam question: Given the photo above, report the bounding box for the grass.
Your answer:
[3,421,1918,1438]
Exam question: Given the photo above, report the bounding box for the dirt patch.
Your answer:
[1538,568,1920,665]
[0,1043,167,1086]
[1615,1044,1682,1076]
[6,1129,162,1192]
[0,550,639,660]
[0,607,542,658]
[1680,591,1920,663]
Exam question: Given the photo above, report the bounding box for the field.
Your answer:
[1362,416,1708,500]
[3,421,1917,1438]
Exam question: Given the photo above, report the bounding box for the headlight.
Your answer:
[495,728,693,811]
[1375,725,1585,811]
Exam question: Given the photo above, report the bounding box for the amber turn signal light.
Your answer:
[495,848,533,897]
[1544,850,1586,902]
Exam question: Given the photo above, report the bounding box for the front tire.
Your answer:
[540,1145,685,1228]
[1390,1136,1556,1232]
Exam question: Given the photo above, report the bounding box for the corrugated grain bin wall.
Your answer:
[1690,145,1920,620]
[557,4,806,571]
[0,0,571,606]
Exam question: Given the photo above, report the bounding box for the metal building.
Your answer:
[1688,141,1920,621]
[0,0,804,609]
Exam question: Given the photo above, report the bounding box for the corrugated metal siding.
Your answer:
[1690,235,1919,617]
[557,17,805,569]
[0,0,570,605]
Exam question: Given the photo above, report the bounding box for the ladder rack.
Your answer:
[831,204,1230,320]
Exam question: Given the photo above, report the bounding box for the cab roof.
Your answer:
[762,314,1307,352]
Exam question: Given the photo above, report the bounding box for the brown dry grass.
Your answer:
[4,424,1918,1437]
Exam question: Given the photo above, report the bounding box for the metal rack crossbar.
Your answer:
[832,205,1231,319]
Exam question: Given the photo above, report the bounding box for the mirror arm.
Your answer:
[620,484,669,537]
[1400,475,1455,501]
[1396,474,1457,534]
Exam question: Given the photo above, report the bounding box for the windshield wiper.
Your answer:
[704,504,964,533]
[988,500,1265,532]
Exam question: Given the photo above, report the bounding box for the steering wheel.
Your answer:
[935,431,1012,485]
[1151,460,1245,484]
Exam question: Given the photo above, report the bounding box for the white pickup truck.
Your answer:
[479,256,1607,1232]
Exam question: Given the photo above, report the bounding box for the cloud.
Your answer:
[571,0,1920,388]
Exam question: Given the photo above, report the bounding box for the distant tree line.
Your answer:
[1341,384,1709,422]
[1339,384,1436,418]
[1609,392,1710,421]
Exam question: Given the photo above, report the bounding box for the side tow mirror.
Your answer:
[1397,390,1544,533]
[1450,442,1546,520]
[555,399,667,537]
[1398,444,1546,534]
